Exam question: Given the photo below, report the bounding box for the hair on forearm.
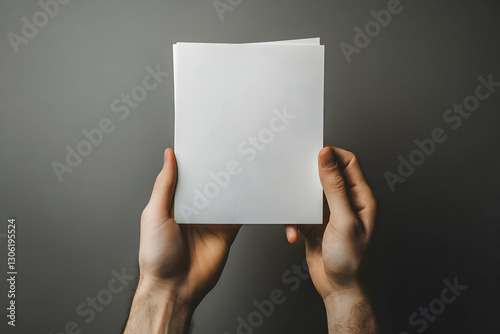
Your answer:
[121,261,140,334]
[329,300,379,334]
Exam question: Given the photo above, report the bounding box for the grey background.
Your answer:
[1,0,499,333]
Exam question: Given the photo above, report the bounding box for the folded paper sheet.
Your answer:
[173,38,324,224]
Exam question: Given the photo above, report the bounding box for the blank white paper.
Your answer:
[173,39,324,224]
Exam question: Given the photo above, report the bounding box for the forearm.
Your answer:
[124,278,193,334]
[323,285,379,334]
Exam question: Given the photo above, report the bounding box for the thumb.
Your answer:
[146,148,177,218]
[318,147,355,231]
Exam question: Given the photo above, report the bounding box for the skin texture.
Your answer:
[124,146,378,334]
[124,148,241,333]
[284,146,379,333]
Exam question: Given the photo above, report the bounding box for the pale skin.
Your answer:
[124,146,378,334]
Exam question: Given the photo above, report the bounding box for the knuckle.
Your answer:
[343,148,355,159]
[344,151,357,169]
[165,176,176,189]
[155,170,165,183]
[350,154,358,166]
[156,168,175,189]
[141,206,152,220]
[327,172,346,190]
[367,192,378,215]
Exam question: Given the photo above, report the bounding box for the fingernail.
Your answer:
[286,229,294,242]
[321,147,337,169]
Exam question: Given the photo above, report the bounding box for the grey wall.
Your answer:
[1,0,499,333]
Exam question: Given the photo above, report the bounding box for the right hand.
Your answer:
[284,146,377,298]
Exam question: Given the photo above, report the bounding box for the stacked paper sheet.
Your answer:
[173,38,324,224]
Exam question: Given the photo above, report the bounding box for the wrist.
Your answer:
[125,276,194,334]
[322,282,364,311]
[138,275,195,315]
[137,275,186,301]
[322,283,379,334]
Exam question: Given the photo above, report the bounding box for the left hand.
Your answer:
[138,148,241,308]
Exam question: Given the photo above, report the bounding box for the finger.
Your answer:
[327,146,376,232]
[296,224,323,251]
[318,147,355,230]
[147,148,177,218]
[295,195,328,243]
[284,224,300,244]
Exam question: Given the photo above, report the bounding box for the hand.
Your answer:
[124,148,241,334]
[284,146,378,333]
